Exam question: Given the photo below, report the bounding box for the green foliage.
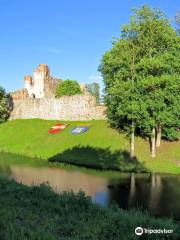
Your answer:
[162,127,179,141]
[56,79,82,97]
[87,82,100,103]
[0,177,179,240]
[0,86,9,123]
[99,5,180,142]
[139,75,180,138]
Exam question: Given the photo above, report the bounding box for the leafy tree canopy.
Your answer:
[56,80,82,97]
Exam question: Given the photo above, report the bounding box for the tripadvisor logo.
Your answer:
[135,227,173,236]
[135,227,143,236]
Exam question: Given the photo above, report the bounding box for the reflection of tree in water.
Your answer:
[155,176,180,220]
[128,173,136,206]
[108,174,150,210]
[107,177,130,209]
[128,175,150,210]
[149,174,162,215]
[108,174,180,220]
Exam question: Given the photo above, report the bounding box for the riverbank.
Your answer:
[0,119,179,173]
[0,177,179,240]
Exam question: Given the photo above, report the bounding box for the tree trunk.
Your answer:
[156,125,161,147]
[151,128,156,158]
[130,123,135,158]
[129,173,136,205]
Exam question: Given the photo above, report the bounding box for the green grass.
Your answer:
[0,177,179,240]
[0,119,179,173]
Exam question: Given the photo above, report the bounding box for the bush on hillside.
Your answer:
[0,86,9,123]
[56,79,82,97]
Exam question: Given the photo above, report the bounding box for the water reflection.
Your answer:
[1,165,180,220]
[11,166,108,199]
[128,173,136,205]
[108,173,180,220]
[149,174,162,214]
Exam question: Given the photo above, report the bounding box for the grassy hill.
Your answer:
[0,119,179,173]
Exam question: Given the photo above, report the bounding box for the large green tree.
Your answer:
[0,87,9,123]
[100,5,180,158]
[99,35,141,157]
[133,7,180,156]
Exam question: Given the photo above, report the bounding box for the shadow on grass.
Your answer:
[49,145,148,172]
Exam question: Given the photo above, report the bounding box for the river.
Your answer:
[0,163,180,220]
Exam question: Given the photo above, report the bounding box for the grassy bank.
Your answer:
[0,177,179,240]
[0,119,179,173]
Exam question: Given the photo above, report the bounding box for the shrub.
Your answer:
[56,79,82,97]
[0,86,9,123]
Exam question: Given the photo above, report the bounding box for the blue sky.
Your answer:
[0,0,179,93]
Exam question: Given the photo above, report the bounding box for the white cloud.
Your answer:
[89,75,103,82]
[47,48,62,54]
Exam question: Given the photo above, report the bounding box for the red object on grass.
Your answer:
[48,123,68,134]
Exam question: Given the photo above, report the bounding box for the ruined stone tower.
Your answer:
[24,64,57,98]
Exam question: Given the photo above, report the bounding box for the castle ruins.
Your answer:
[9,64,106,120]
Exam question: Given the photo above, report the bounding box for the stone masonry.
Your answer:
[10,95,106,120]
[9,64,106,120]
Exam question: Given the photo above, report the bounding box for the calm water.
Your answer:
[1,165,180,220]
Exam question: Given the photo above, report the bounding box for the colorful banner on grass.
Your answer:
[48,123,68,134]
[71,125,91,135]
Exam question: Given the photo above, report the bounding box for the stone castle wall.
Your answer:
[10,95,106,120]
[10,88,29,100]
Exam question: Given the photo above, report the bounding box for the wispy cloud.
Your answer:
[47,48,63,54]
[35,46,63,54]
[89,75,103,82]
